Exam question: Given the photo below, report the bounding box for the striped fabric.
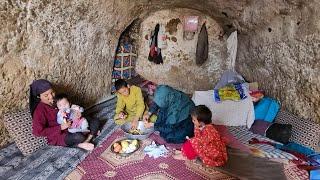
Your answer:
[0,96,117,180]
[227,126,297,160]
[275,111,320,150]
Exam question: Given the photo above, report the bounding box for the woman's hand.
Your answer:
[143,113,150,122]
[131,117,139,130]
[61,121,71,130]
[118,111,127,120]
[144,121,154,128]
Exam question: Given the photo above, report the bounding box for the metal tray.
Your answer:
[110,139,140,157]
[121,121,154,140]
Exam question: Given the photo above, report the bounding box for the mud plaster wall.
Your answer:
[136,9,227,94]
[236,1,320,123]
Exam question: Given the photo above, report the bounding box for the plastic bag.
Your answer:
[184,16,199,32]
[157,24,167,49]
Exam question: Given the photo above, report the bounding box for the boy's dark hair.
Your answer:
[115,79,128,91]
[191,105,212,124]
[55,93,68,102]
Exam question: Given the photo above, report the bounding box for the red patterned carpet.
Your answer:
[66,129,236,180]
[66,129,309,180]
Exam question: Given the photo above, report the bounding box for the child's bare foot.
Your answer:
[173,153,187,160]
[78,142,94,151]
[84,134,94,143]
[174,150,182,155]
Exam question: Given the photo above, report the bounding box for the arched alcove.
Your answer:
[111,8,228,94]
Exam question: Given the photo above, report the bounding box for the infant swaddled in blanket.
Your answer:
[55,93,89,133]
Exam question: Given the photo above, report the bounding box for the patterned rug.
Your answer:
[66,128,310,180]
[65,129,236,180]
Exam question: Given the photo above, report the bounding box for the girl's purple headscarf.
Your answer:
[29,79,52,117]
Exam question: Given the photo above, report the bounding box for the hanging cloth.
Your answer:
[195,23,208,65]
[227,31,238,71]
[148,24,163,64]
[157,24,167,49]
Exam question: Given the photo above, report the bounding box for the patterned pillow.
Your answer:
[3,109,48,156]
[275,111,320,150]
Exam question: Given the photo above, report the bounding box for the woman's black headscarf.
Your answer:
[29,79,52,117]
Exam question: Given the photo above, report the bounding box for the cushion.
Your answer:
[250,120,272,135]
[265,123,292,144]
[275,111,320,150]
[254,97,280,122]
[250,120,292,144]
[3,109,48,156]
[192,90,255,128]
[310,169,320,180]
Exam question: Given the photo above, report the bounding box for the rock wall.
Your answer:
[1,0,319,147]
[236,1,320,123]
[0,0,139,146]
[136,9,227,94]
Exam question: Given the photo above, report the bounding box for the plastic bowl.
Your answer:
[121,121,154,140]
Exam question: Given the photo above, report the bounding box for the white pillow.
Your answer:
[192,90,255,128]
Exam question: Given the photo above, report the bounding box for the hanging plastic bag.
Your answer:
[183,16,198,32]
[157,24,167,49]
[183,16,198,40]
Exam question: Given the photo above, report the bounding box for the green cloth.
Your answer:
[153,85,194,125]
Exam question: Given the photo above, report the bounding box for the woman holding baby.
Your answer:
[30,79,100,151]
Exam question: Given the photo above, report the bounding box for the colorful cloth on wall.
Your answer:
[112,43,137,80]
[214,83,247,102]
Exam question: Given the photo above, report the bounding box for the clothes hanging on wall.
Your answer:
[196,23,208,65]
[111,38,137,92]
[183,16,198,40]
[148,24,163,64]
[227,31,238,71]
[112,42,137,80]
[157,24,167,49]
